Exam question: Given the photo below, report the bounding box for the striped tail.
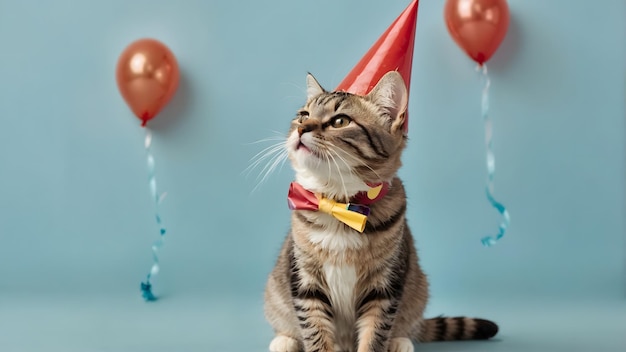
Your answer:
[419,316,498,342]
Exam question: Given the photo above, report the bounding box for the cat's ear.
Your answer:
[306,73,326,100]
[366,71,408,131]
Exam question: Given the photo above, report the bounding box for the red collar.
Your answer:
[351,182,390,205]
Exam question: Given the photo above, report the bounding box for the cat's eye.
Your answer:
[330,114,351,128]
[297,111,309,123]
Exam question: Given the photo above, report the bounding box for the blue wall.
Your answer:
[0,0,623,303]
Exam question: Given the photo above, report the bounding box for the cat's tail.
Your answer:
[418,316,498,342]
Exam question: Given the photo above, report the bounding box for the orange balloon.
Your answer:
[444,0,510,65]
[116,38,180,127]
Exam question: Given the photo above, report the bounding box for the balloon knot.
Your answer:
[140,111,152,127]
[475,53,486,66]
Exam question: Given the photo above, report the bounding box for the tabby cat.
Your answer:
[264,71,498,352]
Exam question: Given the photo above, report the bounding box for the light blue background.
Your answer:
[0,0,624,351]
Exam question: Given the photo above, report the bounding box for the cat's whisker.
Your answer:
[311,142,338,192]
[328,148,358,181]
[251,148,288,193]
[255,143,287,166]
[245,136,286,146]
[246,153,284,182]
[262,151,288,182]
[256,147,288,180]
[326,141,382,181]
[325,147,350,200]
[268,130,287,137]
[248,140,286,162]
[245,142,287,175]
[324,151,332,189]
[276,150,290,175]
[244,137,291,193]
[318,152,325,180]
[329,149,361,201]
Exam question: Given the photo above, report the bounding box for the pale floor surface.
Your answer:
[1,292,624,352]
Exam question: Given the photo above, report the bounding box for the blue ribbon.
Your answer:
[478,64,510,247]
[140,130,167,301]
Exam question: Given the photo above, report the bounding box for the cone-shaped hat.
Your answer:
[336,0,418,133]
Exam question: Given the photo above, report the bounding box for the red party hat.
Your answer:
[336,0,419,134]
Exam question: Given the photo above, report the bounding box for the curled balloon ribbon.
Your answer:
[140,129,167,301]
[478,64,510,247]
[287,182,370,232]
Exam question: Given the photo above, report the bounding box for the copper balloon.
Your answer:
[116,38,180,126]
[444,0,510,65]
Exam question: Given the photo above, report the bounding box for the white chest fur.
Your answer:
[308,230,365,252]
[307,221,367,252]
[307,222,362,317]
[323,263,357,349]
[323,263,357,316]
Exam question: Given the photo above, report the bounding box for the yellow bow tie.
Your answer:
[287,182,370,232]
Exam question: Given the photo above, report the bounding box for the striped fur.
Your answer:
[264,72,498,352]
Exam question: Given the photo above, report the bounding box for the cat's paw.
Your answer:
[269,335,299,352]
[388,337,413,352]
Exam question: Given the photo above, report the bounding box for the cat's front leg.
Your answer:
[292,289,336,352]
[289,245,337,352]
[355,294,399,352]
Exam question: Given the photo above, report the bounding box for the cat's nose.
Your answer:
[297,121,319,136]
[297,125,311,136]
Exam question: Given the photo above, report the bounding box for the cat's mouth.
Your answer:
[296,140,324,159]
[297,141,311,153]
[294,135,321,158]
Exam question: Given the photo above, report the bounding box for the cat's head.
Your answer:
[287,71,408,201]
